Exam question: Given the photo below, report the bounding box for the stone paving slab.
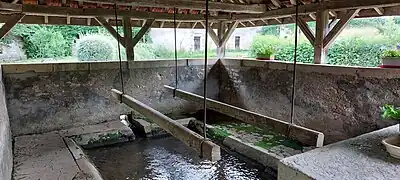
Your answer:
[279,125,400,180]
[13,132,83,180]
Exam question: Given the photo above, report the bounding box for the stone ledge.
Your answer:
[278,125,400,180]
[1,58,218,74]
[224,58,400,79]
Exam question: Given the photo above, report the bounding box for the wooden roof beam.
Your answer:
[324,9,360,48]
[0,14,24,40]
[95,16,126,47]
[374,7,385,15]
[80,0,267,13]
[132,19,155,46]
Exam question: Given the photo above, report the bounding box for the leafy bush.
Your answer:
[25,28,69,58]
[382,50,400,58]
[250,35,281,58]
[74,34,115,61]
[134,43,156,60]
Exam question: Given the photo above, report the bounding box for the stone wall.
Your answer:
[219,59,399,144]
[3,59,219,136]
[0,66,12,180]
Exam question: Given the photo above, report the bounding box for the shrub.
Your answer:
[249,35,282,57]
[25,28,69,58]
[134,43,156,60]
[382,50,400,58]
[74,34,115,61]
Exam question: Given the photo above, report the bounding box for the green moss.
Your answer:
[207,127,231,142]
[88,132,122,145]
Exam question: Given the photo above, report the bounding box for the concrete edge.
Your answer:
[277,161,313,180]
[63,137,104,180]
[223,58,400,79]
[1,58,218,74]
[223,136,282,171]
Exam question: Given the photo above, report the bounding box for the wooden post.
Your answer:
[216,22,226,59]
[314,10,329,64]
[123,17,133,61]
[295,16,315,46]
[0,14,24,40]
[111,89,221,162]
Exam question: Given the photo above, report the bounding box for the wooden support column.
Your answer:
[216,22,226,59]
[0,14,24,40]
[132,19,155,46]
[314,10,329,64]
[324,9,360,48]
[123,17,133,61]
[95,16,125,48]
[295,16,315,45]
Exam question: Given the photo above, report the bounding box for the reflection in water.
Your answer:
[86,137,271,180]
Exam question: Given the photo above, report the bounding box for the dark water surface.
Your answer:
[86,137,272,180]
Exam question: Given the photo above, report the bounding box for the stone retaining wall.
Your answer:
[219,59,399,144]
[0,66,12,180]
[3,59,219,136]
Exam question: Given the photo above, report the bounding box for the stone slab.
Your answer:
[13,132,82,180]
[60,120,132,137]
[279,125,400,180]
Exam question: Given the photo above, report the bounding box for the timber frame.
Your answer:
[0,0,399,62]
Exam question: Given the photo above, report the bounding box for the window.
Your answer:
[235,36,240,50]
[194,36,201,50]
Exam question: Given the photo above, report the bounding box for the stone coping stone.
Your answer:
[222,58,400,79]
[13,132,99,180]
[60,121,135,148]
[278,125,400,180]
[1,59,218,74]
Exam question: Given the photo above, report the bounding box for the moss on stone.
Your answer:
[88,132,122,145]
[207,127,231,142]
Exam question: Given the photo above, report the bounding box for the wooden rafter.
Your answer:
[80,0,267,13]
[374,7,384,15]
[295,16,315,45]
[219,21,238,47]
[200,21,219,46]
[132,19,155,46]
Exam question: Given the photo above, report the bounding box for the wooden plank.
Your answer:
[323,9,359,48]
[231,0,400,21]
[219,21,238,47]
[111,89,221,162]
[0,14,24,39]
[132,19,155,46]
[123,17,134,61]
[94,16,125,47]
[80,0,267,13]
[296,16,315,45]
[164,86,324,147]
[313,10,329,64]
[374,7,384,15]
[0,2,21,11]
[217,22,226,59]
[19,4,229,22]
[270,0,281,8]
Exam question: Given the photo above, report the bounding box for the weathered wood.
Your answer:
[132,19,155,46]
[200,21,219,46]
[231,0,400,21]
[314,10,329,64]
[20,4,229,22]
[95,16,126,47]
[296,16,315,45]
[219,21,238,47]
[0,2,21,11]
[164,86,324,147]
[111,89,221,162]
[0,14,24,40]
[374,7,385,15]
[123,17,134,61]
[217,22,226,59]
[80,0,267,13]
[323,9,359,48]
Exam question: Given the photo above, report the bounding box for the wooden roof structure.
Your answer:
[0,0,399,28]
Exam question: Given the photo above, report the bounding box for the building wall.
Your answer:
[219,59,398,144]
[0,66,12,180]
[150,27,260,51]
[3,60,219,136]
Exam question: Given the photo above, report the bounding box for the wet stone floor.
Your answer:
[86,136,273,180]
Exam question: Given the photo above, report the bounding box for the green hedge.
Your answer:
[25,28,69,58]
[250,35,396,67]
